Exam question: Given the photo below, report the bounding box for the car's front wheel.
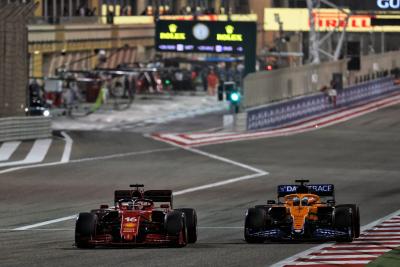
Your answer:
[165,211,187,247]
[334,207,354,242]
[244,208,267,243]
[176,208,197,243]
[75,213,97,248]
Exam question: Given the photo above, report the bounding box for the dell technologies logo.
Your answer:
[377,0,400,9]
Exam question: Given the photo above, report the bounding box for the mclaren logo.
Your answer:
[216,25,243,42]
[160,24,186,40]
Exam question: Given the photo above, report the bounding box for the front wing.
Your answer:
[247,227,350,241]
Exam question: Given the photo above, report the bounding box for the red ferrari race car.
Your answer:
[75,184,197,248]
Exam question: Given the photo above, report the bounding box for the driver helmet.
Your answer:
[301,197,309,206]
[119,202,130,210]
[293,196,300,206]
[133,201,143,210]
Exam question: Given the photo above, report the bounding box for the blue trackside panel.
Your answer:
[278,184,334,197]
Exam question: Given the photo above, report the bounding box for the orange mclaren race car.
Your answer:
[244,180,360,242]
[75,184,197,248]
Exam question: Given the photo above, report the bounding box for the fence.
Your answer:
[0,117,52,142]
[247,77,400,131]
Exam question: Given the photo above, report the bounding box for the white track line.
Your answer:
[307,255,378,259]
[12,144,268,231]
[60,132,73,163]
[0,139,52,168]
[185,147,267,175]
[174,173,266,196]
[0,147,177,175]
[14,215,78,231]
[269,208,400,267]
[0,141,21,161]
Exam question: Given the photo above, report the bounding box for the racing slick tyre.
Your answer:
[165,211,184,235]
[75,212,97,248]
[336,204,360,238]
[334,207,354,242]
[166,211,187,247]
[244,208,267,243]
[176,208,197,243]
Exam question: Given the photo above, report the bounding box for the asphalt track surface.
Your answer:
[0,104,399,267]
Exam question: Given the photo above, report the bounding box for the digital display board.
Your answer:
[155,20,256,55]
[348,0,400,11]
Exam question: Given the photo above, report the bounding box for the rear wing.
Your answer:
[144,190,173,207]
[114,187,173,207]
[278,184,335,198]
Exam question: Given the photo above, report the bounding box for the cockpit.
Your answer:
[118,198,154,211]
[284,194,320,207]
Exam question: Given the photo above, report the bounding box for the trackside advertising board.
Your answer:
[264,8,400,32]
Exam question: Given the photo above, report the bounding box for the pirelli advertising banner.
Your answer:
[264,8,400,32]
[155,20,257,74]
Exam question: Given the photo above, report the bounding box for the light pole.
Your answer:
[274,13,284,67]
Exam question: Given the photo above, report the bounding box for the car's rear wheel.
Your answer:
[176,208,197,243]
[244,208,267,243]
[334,207,354,242]
[75,213,97,248]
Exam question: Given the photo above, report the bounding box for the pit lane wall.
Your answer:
[244,51,400,109]
[247,77,399,131]
[0,117,52,142]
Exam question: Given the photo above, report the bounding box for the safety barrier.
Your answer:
[243,51,400,109]
[0,117,52,142]
[247,77,399,131]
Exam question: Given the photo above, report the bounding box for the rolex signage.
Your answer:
[155,20,256,54]
[216,25,243,42]
[159,24,186,40]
